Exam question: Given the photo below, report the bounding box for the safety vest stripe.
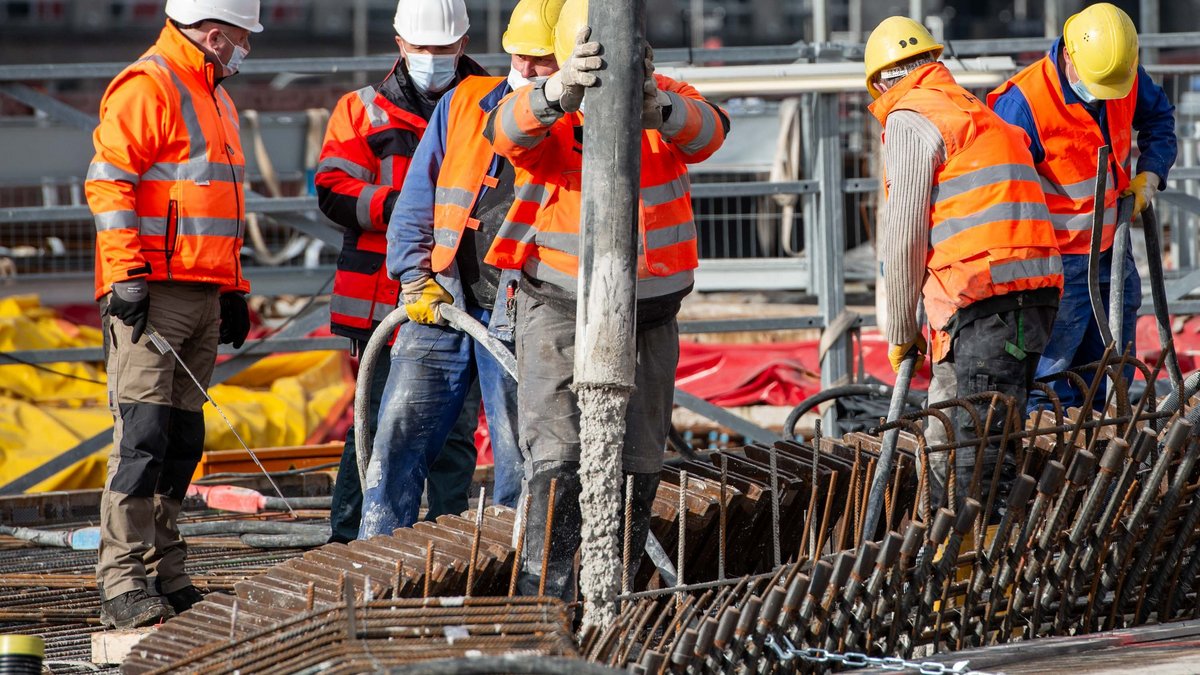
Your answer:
[380,156,394,186]
[646,220,697,250]
[433,227,460,248]
[638,267,695,298]
[1041,170,1115,201]
[139,216,242,238]
[87,162,139,184]
[496,219,537,246]
[217,90,238,129]
[991,255,1063,285]
[355,86,389,128]
[932,163,1042,204]
[142,161,245,184]
[316,156,375,183]
[679,98,718,155]
[500,95,545,149]
[536,230,578,257]
[660,91,689,138]
[142,56,208,162]
[514,182,549,206]
[330,294,393,323]
[930,200,1051,247]
[641,175,690,207]
[435,185,478,210]
[95,210,138,232]
[1049,204,1117,231]
[357,184,384,228]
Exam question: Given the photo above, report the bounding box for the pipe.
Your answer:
[1109,196,1133,349]
[1087,146,1115,348]
[1141,202,1186,400]
[860,350,917,546]
[782,383,925,441]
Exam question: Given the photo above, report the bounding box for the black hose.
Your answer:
[783,383,924,441]
[387,656,623,675]
[1142,203,1186,399]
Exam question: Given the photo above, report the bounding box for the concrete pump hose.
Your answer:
[395,657,623,675]
[354,304,519,487]
[1159,371,1200,418]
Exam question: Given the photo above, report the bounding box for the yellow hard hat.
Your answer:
[502,0,566,57]
[864,16,943,99]
[1063,2,1139,100]
[552,0,587,67]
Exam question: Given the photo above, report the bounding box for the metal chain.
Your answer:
[763,635,997,675]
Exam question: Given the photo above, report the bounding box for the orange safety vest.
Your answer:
[485,74,722,299]
[86,21,247,299]
[430,76,506,273]
[987,55,1136,255]
[871,63,1064,361]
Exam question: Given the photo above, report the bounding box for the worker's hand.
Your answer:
[640,44,671,130]
[887,334,927,373]
[1121,171,1161,216]
[401,276,453,325]
[219,292,251,349]
[543,26,601,113]
[108,279,149,344]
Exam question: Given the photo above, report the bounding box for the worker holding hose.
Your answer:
[315,0,489,542]
[484,0,729,600]
[358,0,565,536]
[866,17,1063,514]
[989,2,1176,411]
[85,0,261,629]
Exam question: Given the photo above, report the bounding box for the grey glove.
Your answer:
[108,279,149,344]
[543,26,602,113]
[641,44,671,130]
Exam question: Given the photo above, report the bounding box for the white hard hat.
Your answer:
[393,0,469,46]
[165,0,264,33]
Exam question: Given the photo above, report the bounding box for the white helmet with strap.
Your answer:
[393,0,470,46]
[165,0,263,33]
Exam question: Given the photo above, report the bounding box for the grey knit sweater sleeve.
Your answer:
[880,109,945,345]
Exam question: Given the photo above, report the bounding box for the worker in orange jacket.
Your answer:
[314,0,489,543]
[85,0,260,629]
[867,17,1063,513]
[484,0,729,599]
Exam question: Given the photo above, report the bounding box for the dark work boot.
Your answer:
[516,460,582,600]
[156,579,206,615]
[99,589,170,629]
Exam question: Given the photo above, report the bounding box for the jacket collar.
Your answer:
[151,20,220,92]
[868,61,955,125]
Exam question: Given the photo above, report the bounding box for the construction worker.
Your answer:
[989,2,1176,411]
[315,0,489,543]
[865,17,1063,511]
[484,0,729,599]
[85,0,261,628]
[361,0,565,536]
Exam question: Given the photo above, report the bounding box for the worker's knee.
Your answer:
[110,402,172,498]
[157,409,205,500]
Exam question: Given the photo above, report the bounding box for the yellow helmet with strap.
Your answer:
[1063,2,1139,100]
[502,0,567,57]
[552,0,587,67]
[864,16,943,99]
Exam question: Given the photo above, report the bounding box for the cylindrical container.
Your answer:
[0,635,44,674]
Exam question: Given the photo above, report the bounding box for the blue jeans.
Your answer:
[1029,249,1141,412]
[359,305,521,537]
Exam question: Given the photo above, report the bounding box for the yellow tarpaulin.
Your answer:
[0,296,351,492]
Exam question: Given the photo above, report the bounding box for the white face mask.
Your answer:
[507,67,533,91]
[218,31,248,76]
[406,51,459,93]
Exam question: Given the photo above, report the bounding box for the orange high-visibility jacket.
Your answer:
[871,63,1064,361]
[483,74,728,299]
[430,76,506,273]
[988,55,1136,255]
[86,21,248,300]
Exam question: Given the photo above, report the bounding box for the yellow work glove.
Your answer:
[1122,171,1160,216]
[401,276,452,325]
[888,334,927,373]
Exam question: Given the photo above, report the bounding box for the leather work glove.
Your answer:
[887,334,927,374]
[641,44,671,130]
[401,276,453,325]
[543,26,602,113]
[1122,171,1161,216]
[219,292,251,349]
[108,279,150,344]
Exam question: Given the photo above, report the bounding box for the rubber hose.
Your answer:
[1142,203,1186,399]
[179,521,330,536]
[783,383,924,441]
[262,496,332,511]
[1158,372,1200,418]
[387,656,623,675]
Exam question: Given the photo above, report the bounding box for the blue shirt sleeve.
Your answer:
[386,90,452,284]
[1131,65,1177,183]
[990,86,1045,165]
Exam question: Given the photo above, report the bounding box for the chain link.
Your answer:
[763,635,997,675]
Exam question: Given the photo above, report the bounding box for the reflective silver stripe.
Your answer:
[316,156,375,183]
[659,90,689,138]
[930,201,1051,247]
[87,162,139,184]
[991,255,1063,284]
[216,90,239,129]
[637,267,695,299]
[645,220,697,250]
[94,210,138,232]
[641,175,690,207]
[330,294,375,321]
[931,163,1042,204]
[496,220,537,246]
[356,86,389,127]
[522,257,575,290]
[434,227,460,248]
[500,98,545,149]
[1049,205,1117,232]
[357,184,384,228]
[380,157,393,186]
[143,161,245,184]
[536,231,578,257]
[141,55,207,162]
[372,302,395,323]
[514,182,549,206]
[436,186,478,210]
[679,98,718,155]
[139,216,242,238]
[1040,168,1114,201]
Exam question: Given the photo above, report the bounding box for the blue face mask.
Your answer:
[406,52,459,93]
[1069,76,1099,104]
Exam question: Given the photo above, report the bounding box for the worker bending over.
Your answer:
[362,0,565,535]
[867,17,1063,512]
[484,0,729,599]
[989,2,1176,411]
[86,0,260,628]
[316,0,488,541]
